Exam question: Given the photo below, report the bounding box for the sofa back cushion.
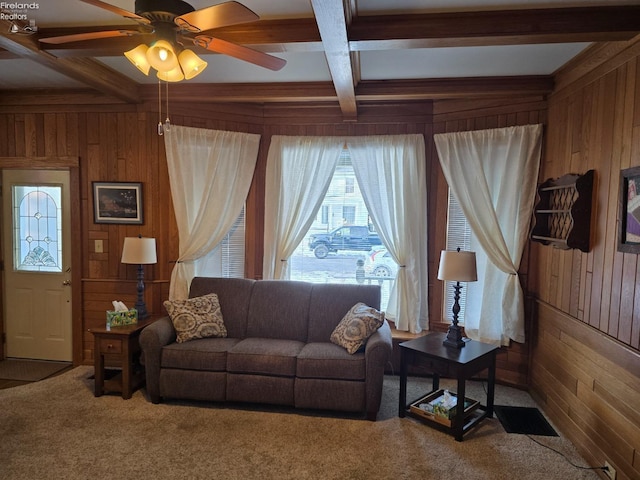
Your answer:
[246,280,312,342]
[189,277,255,339]
[307,284,381,343]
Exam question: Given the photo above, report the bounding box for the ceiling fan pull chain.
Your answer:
[164,80,171,132]
[157,79,164,136]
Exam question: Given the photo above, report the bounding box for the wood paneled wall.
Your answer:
[0,98,541,386]
[530,37,640,480]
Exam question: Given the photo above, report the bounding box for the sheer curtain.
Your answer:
[164,125,260,299]
[434,124,542,345]
[263,136,344,279]
[348,135,429,333]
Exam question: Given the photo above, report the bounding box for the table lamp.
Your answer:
[121,235,157,319]
[437,247,477,348]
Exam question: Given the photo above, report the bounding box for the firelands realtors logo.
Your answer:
[0,2,39,21]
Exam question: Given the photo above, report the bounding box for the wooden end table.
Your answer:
[398,332,499,441]
[89,317,156,399]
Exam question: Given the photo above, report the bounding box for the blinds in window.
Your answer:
[198,207,245,278]
[444,189,471,323]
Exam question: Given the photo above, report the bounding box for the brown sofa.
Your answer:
[139,277,393,420]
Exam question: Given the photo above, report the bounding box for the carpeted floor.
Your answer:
[0,359,71,382]
[0,366,601,480]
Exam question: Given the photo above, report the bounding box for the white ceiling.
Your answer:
[0,0,638,99]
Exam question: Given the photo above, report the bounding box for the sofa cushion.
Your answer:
[161,337,241,371]
[330,302,384,354]
[246,281,312,341]
[296,342,365,381]
[164,293,227,343]
[189,277,254,339]
[227,338,304,376]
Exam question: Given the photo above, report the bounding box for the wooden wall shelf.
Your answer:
[530,170,595,252]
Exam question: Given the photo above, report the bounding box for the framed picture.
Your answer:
[93,182,143,224]
[618,166,640,253]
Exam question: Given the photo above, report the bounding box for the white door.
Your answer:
[2,170,72,361]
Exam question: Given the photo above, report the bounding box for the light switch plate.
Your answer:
[95,239,103,253]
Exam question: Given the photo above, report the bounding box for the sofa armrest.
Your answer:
[139,316,176,403]
[364,320,393,420]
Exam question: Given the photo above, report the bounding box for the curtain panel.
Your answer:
[434,124,542,345]
[263,136,343,279]
[348,135,429,333]
[164,125,260,300]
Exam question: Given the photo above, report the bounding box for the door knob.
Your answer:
[62,280,71,286]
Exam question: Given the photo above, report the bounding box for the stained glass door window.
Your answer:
[12,185,63,273]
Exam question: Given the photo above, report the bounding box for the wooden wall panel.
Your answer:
[533,302,640,480]
[531,36,640,480]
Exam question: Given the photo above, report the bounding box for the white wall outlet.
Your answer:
[95,239,103,253]
[604,461,616,480]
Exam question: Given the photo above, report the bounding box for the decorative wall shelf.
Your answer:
[530,169,595,252]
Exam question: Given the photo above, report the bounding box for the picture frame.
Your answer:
[618,166,640,253]
[93,182,143,224]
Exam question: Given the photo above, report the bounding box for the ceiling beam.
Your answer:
[311,0,357,120]
[132,76,553,104]
[349,6,640,49]
[0,22,140,103]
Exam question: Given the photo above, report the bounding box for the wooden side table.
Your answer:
[89,317,156,399]
[398,332,499,441]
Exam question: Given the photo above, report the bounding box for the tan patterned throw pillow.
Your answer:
[164,293,227,343]
[330,302,385,354]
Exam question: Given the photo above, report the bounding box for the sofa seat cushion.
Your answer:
[161,337,241,371]
[296,342,365,381]
[227,338,304,377]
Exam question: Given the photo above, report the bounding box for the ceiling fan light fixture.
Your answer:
[124,44,151,75]
[146,39,179,72]
[178,49,208,80]
[157,66,185,82]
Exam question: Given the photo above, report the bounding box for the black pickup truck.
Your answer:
[308,226,382,258]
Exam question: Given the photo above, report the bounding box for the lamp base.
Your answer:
[443,323,466,349]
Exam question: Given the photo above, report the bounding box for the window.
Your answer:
[342,205,355,224]
[12,185,62,273]
[197,207,245,278]
[444,188,471,323]
[345,177,355,194]
[289,151,395,310]
[320,205,329,224]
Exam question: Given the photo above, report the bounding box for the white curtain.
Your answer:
[348,135,429,333]
[165,125,260,299]
[263,136,344,279]
[434,124,542,345]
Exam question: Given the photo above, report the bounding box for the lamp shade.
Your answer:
[157,65,185,82]
[121,237,157,265]
[146,39,179,72]
[437,249,477,282]
[124,44,151,75]
[178,49,208,80]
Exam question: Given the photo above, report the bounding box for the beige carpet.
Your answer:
[0,366,600,480]
[0,359,71,382]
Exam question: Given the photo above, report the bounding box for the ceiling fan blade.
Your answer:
[80,0,151,25]
[194,36,286,71]
[39,30,140,44]
[176,1,259,33]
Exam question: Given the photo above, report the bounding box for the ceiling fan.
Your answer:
[39,0,287,81]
